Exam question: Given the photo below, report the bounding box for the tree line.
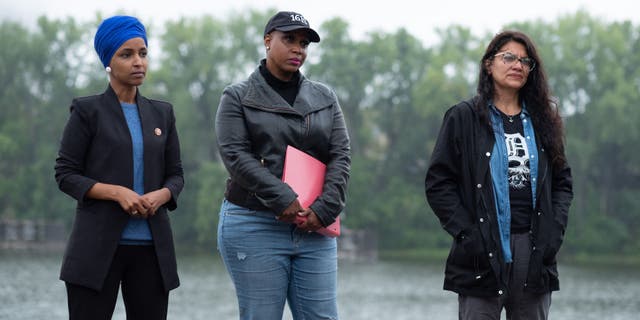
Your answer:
[1,9,639,260]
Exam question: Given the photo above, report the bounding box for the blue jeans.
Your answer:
[217,199,339,320]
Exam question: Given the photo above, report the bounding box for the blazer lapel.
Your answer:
[104,85,134,146]
[135,91,158,193]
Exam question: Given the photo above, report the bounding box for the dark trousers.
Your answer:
[458,232,551,320]
[66,245,169,320]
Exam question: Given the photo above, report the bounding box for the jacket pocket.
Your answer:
[447,241,493,289]
[458,225,486,256]
[450,226,491,276]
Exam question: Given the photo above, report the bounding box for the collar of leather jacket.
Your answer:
[240,68,337,117]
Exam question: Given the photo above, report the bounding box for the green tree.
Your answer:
[1,17,103,224]
[507,11,640,255]
[2,10,640,261]
[152,10,272,247]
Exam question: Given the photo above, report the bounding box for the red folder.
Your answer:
[282,145,340,237]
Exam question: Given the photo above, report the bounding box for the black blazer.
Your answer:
[55,85,184,292]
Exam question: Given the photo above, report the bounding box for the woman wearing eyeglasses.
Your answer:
[425,30,573,319]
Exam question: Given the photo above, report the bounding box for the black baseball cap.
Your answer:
[263,11,320,43]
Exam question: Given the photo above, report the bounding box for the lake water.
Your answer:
[1,252,639,319]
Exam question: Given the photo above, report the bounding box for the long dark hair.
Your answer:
[476,30,567,169]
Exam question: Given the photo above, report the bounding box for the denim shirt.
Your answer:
[488,102,538,263]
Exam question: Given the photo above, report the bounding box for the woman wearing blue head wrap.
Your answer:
[94,15,148,69]
[55,15,183,320]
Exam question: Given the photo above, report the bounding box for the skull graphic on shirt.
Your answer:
[505,132,530,189]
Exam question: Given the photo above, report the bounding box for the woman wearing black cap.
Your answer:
[55,15,183,320]
[215,11,350,320]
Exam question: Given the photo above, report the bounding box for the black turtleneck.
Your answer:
[259,59,301,106]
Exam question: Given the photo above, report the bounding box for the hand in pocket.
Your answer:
[458,225,485,256]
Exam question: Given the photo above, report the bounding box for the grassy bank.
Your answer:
[379,248,448,263]
[379,247,640,268]
[562,252,640,268]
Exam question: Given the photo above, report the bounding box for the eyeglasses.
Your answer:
[494,51,536,71]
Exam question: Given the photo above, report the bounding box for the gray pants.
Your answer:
[458,233,551,320]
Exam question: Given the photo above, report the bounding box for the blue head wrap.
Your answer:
[94,15,148,68]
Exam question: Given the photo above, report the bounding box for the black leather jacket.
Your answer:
[215,67,350,227]
[425,97,573,297]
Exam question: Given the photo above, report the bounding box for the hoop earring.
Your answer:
[105,66,111,73]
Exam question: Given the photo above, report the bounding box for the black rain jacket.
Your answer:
[425,97,573,297]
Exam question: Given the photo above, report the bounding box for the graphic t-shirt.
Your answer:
[500,111,533,232]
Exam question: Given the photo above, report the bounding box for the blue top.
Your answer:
[119,102,152,243]
[488,102,538,263]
